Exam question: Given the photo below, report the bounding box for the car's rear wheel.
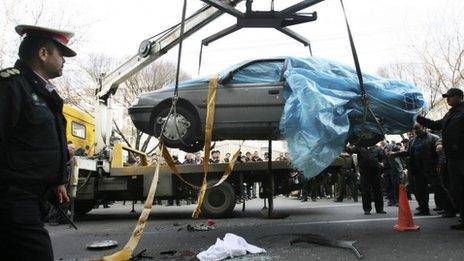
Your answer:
[153,106,202,151]
[201,180,236,218]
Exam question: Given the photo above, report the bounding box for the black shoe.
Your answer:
[377,210,387,214]
[333,199,343,202]
[441,212,456,218]
[450,223,464,230]
[437,210,445,215]
[353,199,359,202]
[364,211,371,215]
[301,198,308,202]
[433,207,443,212]
[414,211,431,216]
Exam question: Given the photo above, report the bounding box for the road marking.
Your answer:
[302,203,362,208]
[290,215,440,226]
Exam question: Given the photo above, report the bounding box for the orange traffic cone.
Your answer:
[393,184,420,232]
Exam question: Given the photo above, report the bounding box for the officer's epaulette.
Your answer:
[0,68,21,80]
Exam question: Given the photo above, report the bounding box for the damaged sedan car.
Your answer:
[129,58,287,152]
[128,57,425,161]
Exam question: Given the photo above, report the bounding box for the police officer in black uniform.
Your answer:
[0,25,76,260]
[417,88,464,230]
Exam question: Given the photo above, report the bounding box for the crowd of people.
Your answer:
[289,87,464,230]
[151,150,290,165]
[289,126,459,217]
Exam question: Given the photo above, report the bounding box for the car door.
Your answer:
[213,59,286,139]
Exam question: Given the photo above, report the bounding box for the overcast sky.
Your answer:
[2,0,463,79]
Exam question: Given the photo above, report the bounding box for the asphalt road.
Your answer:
[49,196,463,261]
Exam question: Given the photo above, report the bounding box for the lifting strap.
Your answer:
[161,75,242,218]
[192,74,219,218]
[92,156,162,261]
[339,0,386,137]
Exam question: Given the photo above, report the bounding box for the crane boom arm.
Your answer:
[94,1,241,152]
[96,0,241,101]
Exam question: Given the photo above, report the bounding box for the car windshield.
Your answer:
[229,60,284,84]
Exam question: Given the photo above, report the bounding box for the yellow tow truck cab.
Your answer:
[63,104,95,155]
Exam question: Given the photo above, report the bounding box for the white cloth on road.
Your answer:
[197,233,266,261]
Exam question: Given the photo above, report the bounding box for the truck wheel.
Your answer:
[202,180,236,218]
[74,200,95,215]
[153,106,201,151]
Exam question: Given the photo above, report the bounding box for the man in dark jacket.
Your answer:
[380,142,403,206]
[347,145,386,215]
[0,25,75,260]
[417,88,464,229]
[334,151,359,202]
[395,124,455,217]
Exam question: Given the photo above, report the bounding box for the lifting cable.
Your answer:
[159,0,194,150]
[339,0,386,138]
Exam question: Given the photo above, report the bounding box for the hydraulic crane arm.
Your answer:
[94,0,242,152]
[96,0,242,102]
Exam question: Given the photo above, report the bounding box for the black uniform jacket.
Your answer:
[406,132,441,176]
[0,60,68,189]
[417,102,464,160]
[347,146,383,171]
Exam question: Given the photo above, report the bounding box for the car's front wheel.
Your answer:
[153,106,203,152]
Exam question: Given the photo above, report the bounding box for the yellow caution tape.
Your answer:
[162,142,242,191]
[192,75,218,218]
[162,146,201,189]
[91,150,162,261]
[161,75,242,218]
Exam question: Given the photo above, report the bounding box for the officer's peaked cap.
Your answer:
[15,24,76,57]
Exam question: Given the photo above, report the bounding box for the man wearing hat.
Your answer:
[0,25,76,260]
[417,87,464,230]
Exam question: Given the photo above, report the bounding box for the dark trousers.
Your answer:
[360,167,384,212]
[384,170,400,204]
[0,185,53,261]
[336,171,358,201]
[411,168,455,214]
[448,159,464,221]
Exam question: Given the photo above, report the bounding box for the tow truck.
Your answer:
[71,0,342,218]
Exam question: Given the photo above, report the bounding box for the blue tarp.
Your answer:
[280,57,426,178]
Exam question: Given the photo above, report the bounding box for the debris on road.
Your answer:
[187,224,215,232]
[86,240,118,250]
[160,250,177,256]
[131,249,153,260]
[206,219,215,226]
[197,233,265,261]
[187,220,217,232]
[290,234,363,259]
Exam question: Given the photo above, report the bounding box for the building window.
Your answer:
[72,121,86,139]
